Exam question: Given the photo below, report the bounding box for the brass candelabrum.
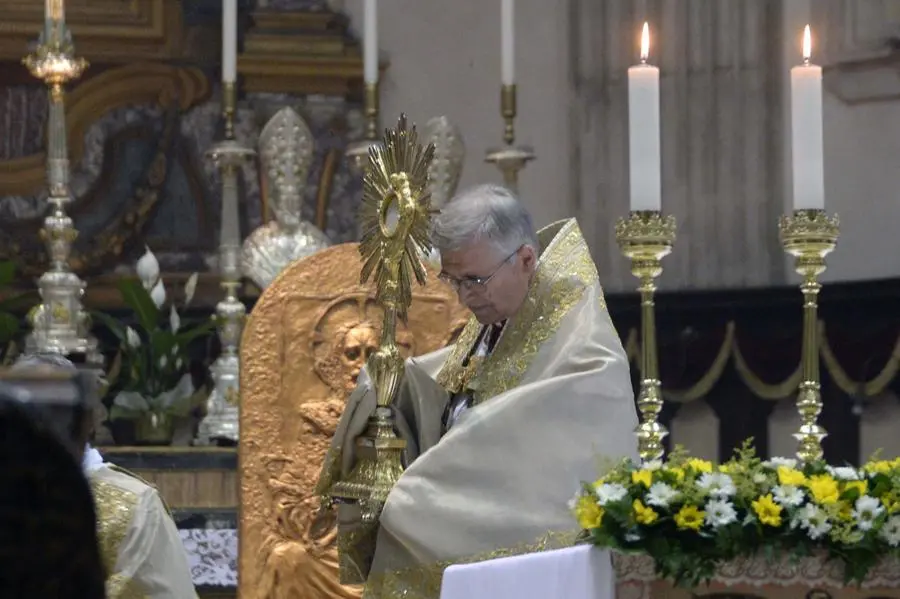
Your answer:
[615,211,676,463]
[330,116,436,526]
[485,84,535,193]
[778,209,839,465]
[346,82,382,174]
[196,81,256,445]
[23,13,99,361]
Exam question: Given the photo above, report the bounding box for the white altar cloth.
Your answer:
[440,545,614,599]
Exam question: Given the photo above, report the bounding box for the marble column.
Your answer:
[569,0,786,291]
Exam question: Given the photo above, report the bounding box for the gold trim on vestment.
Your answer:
[362,530,580,599]
[91,479,143,598]
[436,219,603,403]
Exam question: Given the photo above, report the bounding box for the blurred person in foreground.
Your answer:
[11,353,198,599]
[0,391,106,599]
[317,184,639,598]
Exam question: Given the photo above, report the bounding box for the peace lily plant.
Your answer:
[94,247,214,439]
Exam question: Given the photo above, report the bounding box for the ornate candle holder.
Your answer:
[615,211,676,463]
[485,84,534,193]
[23,16,99,362]
[196,83,256,446]
[346,82,382,173]
[778,209,839,465]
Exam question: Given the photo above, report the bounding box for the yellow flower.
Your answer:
[751,494,783,527]
[807,474,840,505]
[666,467,685,482]
[842,480,868,497]
[632,469,653,488]
[574,496,604,529]
[882,492,900,514]
[674,505,705,531]
[837,502,853,522]
[719,463,735,474]
[777,466,807,487]
[633,499,659,525]
[686,458,713,473]
[865,460,892,475]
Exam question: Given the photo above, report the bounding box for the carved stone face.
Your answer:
[340,323,378,383]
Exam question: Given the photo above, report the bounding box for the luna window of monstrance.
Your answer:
[242,106,331,290]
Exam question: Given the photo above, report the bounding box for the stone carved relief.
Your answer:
[239,243,468,599]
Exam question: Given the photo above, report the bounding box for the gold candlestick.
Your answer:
[615,210,676,463]
[346,82,382,173]
[485,84,534,193]
[778,209,839,465]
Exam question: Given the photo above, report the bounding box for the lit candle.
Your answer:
[363,0,378,84]
[222,0,237,83]
[627,23,662,212]
[501,0,515,85]
[790,25,825,210]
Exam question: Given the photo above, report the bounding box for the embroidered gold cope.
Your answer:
[90,465,197,599]
[317,219,639,599]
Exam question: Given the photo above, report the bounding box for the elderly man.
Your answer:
[318,184,638,598]
[11,353,197,599]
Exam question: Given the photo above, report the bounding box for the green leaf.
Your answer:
[0,312,20,341]
[0,261,15,286]
[117,278,160,333]
[90,310,128,343]
[173,317,217,345]
[109,405,142,420]
[0,291,39,313]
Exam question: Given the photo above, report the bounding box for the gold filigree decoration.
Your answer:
[364,530,579,599]
[358,115,435,322]
[91,479,140,576]
[435,219,601,404]
[106,572,146,599]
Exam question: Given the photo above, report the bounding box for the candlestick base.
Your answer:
[485,145,534,194]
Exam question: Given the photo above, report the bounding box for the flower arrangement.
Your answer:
[572,442,900,588]
[93,247,215,424]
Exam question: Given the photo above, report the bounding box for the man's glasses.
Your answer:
[438,248,519,292]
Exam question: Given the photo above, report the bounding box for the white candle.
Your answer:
[363,0,378,84]
[790,25,825,210]
[501,0,515,85]
[222,0,237,83]
[627,23,662,212]
[46,0,63,21]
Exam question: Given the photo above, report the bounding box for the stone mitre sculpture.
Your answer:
[242,107,330,289]
[422,115,465,269]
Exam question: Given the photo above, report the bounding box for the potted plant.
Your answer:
[0,261,38,364]
[93,247,215,445]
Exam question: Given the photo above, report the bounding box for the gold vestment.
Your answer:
[318,218,639,599]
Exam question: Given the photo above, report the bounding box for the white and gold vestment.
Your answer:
[85,448,197,599]
[318,219,639,599]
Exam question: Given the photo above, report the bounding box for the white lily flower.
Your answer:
[169,305,181,333]
[150,280,166,308]
[125,326,141,349]
[184,272,199,305]
[159,355,168,368]
[136,246,160,290]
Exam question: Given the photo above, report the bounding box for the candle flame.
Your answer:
[640,22,650,63]
[802,25,812,63]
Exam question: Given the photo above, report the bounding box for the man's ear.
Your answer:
[519,245,538,271]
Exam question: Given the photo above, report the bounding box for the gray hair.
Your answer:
[432,184,539,257]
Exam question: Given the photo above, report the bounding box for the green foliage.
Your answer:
[573,444,900,589]
[0,261,38,359]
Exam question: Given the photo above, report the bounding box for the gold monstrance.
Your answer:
[329,116,436,522]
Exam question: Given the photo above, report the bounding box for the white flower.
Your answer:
[642,460,663,471]
[150,280,166,308]
[879,515,900,547]
[593,483,628,506]
[752,473,768,484]
[566,488,581,510]
[826,466,861,481]
[136,246,160,289]
[175,357,184,370]
[704,499,737,528]
[169,305,181,333]
[852,495,884,531]
[772,484,805,508]
[793,504,831,540]
[184,272,199,305]
[125,326,141,349]
[646,482,679,508]
[159,355,168,368]
[697,472,736,498]
[764,457,798,470]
